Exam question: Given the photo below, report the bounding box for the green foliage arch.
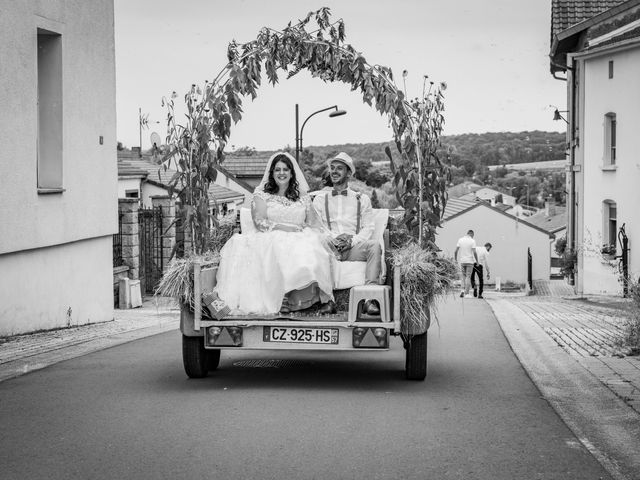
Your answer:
[162,7,448,254]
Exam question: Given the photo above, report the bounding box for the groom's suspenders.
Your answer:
[324,191,361,234]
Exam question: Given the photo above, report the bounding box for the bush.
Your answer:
[618,278,640,355]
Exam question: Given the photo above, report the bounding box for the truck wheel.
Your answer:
[207,349,221,371]
[182,335,208,378]
[405,332,427,380]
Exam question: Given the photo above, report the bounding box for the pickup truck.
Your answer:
[179,208,429,380]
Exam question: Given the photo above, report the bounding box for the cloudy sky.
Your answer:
[114,0,566,151]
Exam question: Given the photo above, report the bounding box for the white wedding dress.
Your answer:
[215,191,334,315]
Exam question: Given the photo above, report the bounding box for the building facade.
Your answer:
[550,0,640,294]
[0,1,116,335]
[437,200,553,286]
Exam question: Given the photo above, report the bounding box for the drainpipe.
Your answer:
[567,57,578,264]
[551,57,577,273]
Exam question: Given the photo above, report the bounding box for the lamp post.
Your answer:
[295,104,347,161]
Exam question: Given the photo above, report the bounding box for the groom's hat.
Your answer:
[328,152,355,175]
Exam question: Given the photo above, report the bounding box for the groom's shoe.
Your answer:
[317,301,337,315]
[364,300,380,316]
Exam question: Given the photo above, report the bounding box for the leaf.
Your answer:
[385,145,395,174]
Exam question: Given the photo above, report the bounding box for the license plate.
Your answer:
[263,327,339,344]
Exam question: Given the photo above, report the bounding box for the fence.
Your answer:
[112,211,124,267]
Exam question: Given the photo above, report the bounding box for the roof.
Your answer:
[525,206,568,233]
[221,154,272,177]
[443,197,478,220]
[487,159,568,172]
[117,159,148,178]
[443,199,555,238]
[447,181,483,199]
[551,0,623,39]
[550,0,639,72]
[116,152,244,203]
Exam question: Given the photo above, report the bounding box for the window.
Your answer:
[37,29,63,192]
[125,190,139,198]
[604,113,617,166]
[602,200,617,256]
[608,60,614,79]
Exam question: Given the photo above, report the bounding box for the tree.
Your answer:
[371,189,380,208]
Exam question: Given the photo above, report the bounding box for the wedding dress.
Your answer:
[215,153,334,315]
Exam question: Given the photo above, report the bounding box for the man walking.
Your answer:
[454,230,478,298]
[313,152,382,315]
[471,242,492,299]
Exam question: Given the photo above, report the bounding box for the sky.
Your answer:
[114,0,567,152]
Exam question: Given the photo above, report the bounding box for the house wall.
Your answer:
[1,1,117,254]
[0,237,113,336]
[118,178,141,198]
[576,44,640,294]
[436,206,551,285]
[0,1,116,333]
[141,183,168,208]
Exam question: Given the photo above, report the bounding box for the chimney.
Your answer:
[545,195,556,217]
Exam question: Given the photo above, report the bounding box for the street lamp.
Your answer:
[550,105,569,124]
[295,104,347,161]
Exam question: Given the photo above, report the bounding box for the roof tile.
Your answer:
[551,0,625,39]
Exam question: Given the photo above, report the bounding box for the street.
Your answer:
[0,298,612,480]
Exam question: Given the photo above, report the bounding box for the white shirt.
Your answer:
[456,235,477,264]
[312,187,374,247]
[475,246,490,272]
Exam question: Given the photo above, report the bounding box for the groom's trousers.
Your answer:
[340,240,382,284]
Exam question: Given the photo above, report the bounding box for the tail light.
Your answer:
[206,326,243,347]
[352,327,388,348]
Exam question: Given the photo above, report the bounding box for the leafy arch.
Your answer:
[163,8,448,254]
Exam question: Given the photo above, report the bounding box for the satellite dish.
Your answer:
[150,132,162,149]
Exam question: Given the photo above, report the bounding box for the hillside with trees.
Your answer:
[127,131,567,209]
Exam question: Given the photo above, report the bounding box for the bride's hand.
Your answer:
[276,223,303,232]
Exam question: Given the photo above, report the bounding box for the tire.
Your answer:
[206,349,221,371]
[405,331,427,380]
[182,335,208,378]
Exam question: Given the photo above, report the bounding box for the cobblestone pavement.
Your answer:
[492,280,640,416]
[0,297,179,382]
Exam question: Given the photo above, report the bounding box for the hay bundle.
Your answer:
[155,252,219,308]
[207,214,237,254]
[392,244,458,334]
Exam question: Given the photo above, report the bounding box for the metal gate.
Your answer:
[527,248,533,291]
[139,206,163,295]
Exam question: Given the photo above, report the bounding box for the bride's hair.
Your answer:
[263,154,300,201]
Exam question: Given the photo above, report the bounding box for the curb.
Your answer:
[488,298,640,480]
[0,319,178,383]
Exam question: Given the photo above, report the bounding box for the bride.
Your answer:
[215,152,335,315]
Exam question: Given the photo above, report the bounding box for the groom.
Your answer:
[313,152,382,315]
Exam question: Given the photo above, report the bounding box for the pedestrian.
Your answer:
[471,242,492,299]
[454,230,478,298]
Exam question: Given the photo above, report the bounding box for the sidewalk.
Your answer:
[0,296,180,383]
[485,280,640,480]
[498,280,640,414]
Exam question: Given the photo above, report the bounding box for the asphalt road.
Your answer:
[0,297,613,480]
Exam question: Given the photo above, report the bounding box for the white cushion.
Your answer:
[239,207,256,234]
[238,207,389,289]
[333,209,389,289]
